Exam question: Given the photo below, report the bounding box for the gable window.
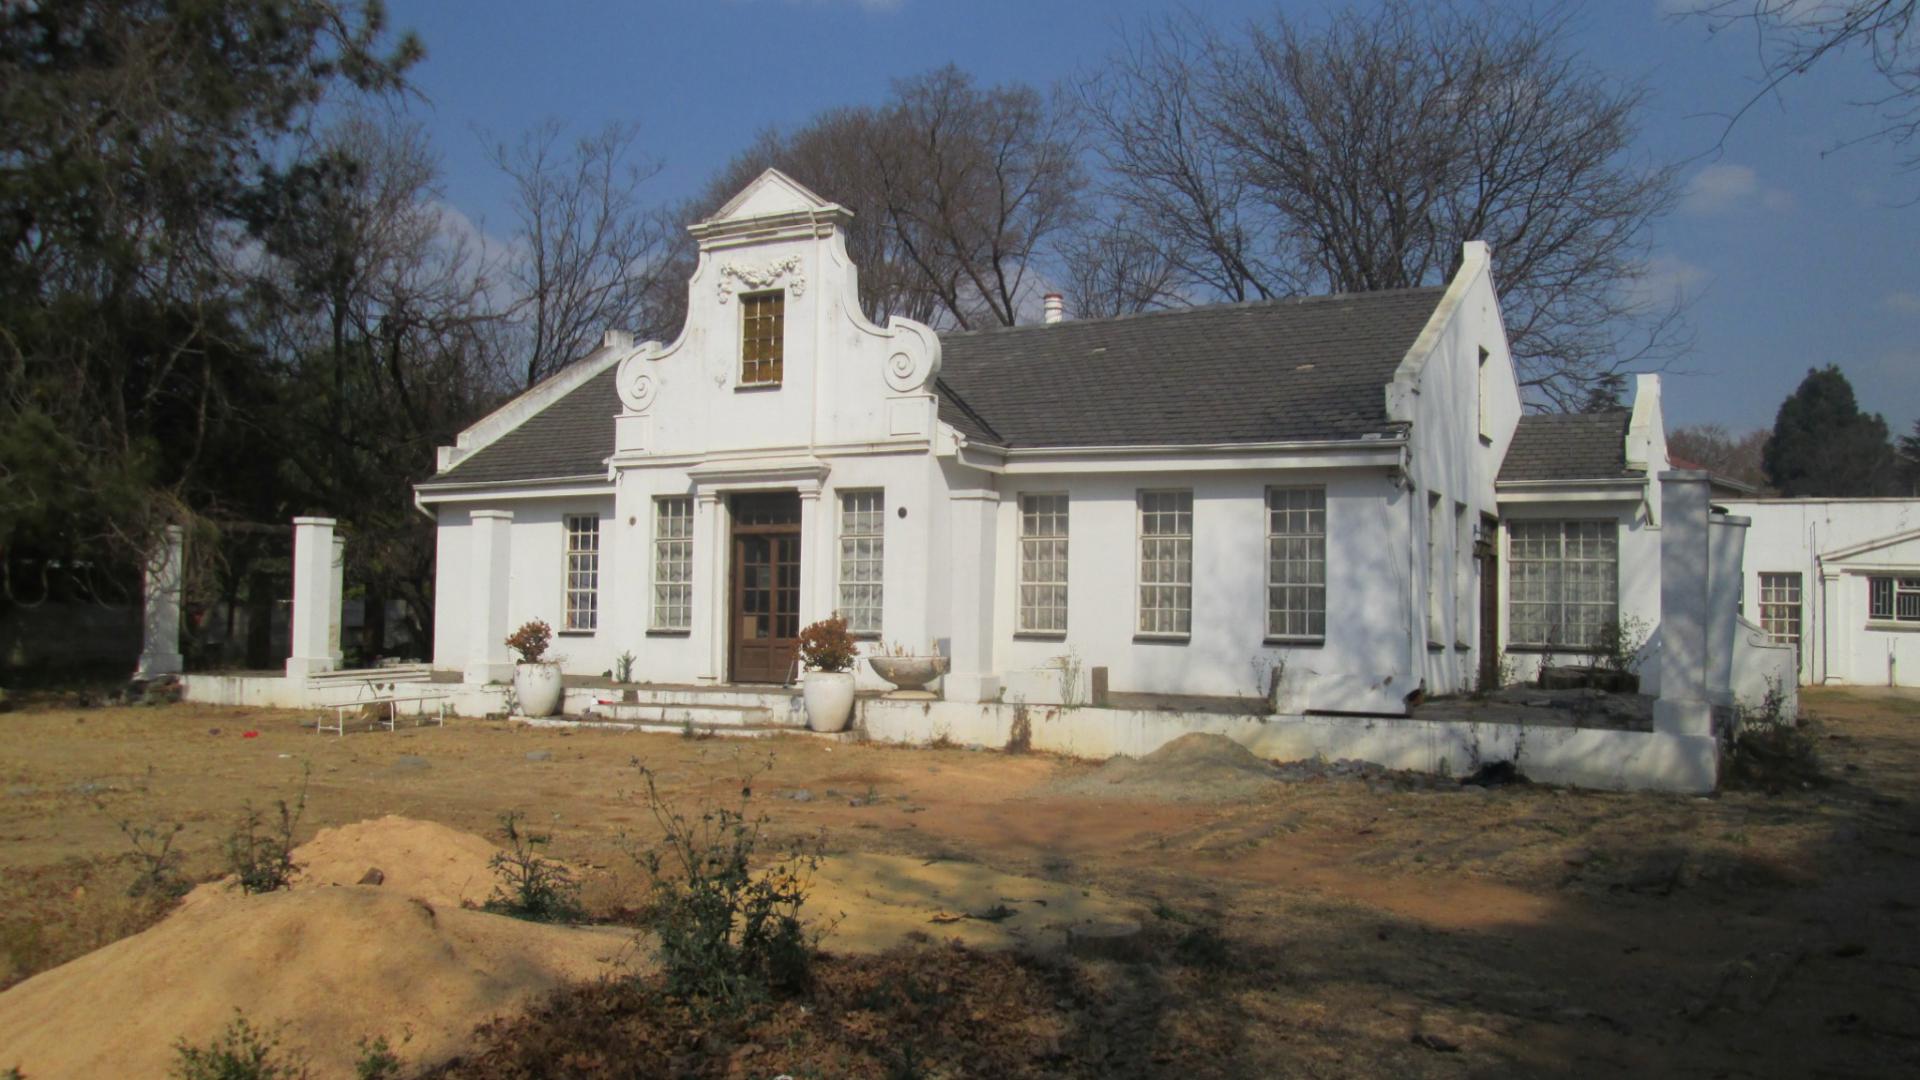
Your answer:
[1869,576,1920,623]
[1477,346,1492,442]
[651,497,693,632]
[563,515,600,633]
[1266,487,1326,641]
[838,491,885,636]
[1138,490,1192,636]
[1426,492,1443,644]
[739,291,784,387]
[1018,493,1069,634]
[1507,520,1618,650]
[1454,502,1470,644]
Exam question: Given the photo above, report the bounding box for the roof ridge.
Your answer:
[934,285,1449,341]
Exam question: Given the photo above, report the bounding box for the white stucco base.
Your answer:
[856,699,1717,794]
[179,672,1718,794]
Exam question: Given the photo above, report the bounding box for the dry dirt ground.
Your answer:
[2,687,1918,1077]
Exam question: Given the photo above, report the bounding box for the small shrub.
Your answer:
[504,620,552,664]
[171,1010,308,1080]
[484,811,582,923]
[114,815,189,898]
[630,759,821,1016]
[614,650,637,683]
[1590,616,1650,677]
[797,615,856,673]
[352,1033,405,1080]
[226,765,308,894]
[1725,678,1822,793]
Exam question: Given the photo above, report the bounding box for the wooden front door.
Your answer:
[729,492,802,683]
[1476,515,1500,689]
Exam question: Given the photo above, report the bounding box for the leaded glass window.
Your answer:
[1138,491,1192,635]
[652,498,693,631]
[838,491,885,635]
[1266,488,1326,640]
[1507,520,1618,649]
[1018,494,1069,634]
[563,514,599,632]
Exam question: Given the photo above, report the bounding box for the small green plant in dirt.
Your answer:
[171,1010,309,1080]
[1588,616,1650,679]
[226,765,309,894]
[352,1032,406,1080]
[629,757,823,1016]
[614,650,638,683]
[1725,676,1822,793]
[484,811,582,923]
[112,814,189,898]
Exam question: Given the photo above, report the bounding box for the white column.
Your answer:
[328,535,346,667]
[286,516,339,679]
[1654,472,1712,736]
[463,510,515,684]
[135,525,185,679]
[1821,566,1849,684]
[1706,514,1749,709]
[945,488,1001,703]
[798,488,823,624]
[697,492,724,682]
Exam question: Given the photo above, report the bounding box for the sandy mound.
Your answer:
[0,819,634,1079]
[1052,732,1279,801]
[806,853,1139,953]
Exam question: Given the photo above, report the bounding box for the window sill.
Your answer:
[1014,631,1067,641]
[1133,633,1190,644]
[1454,641,1472,651]
[851,633,882,642]
[1427,640,1447,652]
[557,630,596,638]
[734,382,782,392]
[646,628,692,638]
[1865,621,1920,634]
[1505,644,1603,655]
[1263,637,1325,647]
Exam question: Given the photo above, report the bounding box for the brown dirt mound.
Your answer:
[1052,732,1278,801]
[0,819,635,1078]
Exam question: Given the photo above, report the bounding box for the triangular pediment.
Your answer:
[1824,526,1920,566]
[706,168,843,223]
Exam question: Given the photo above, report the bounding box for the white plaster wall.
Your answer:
[1724,499,1920,686]
[1395,251,1522,695]
[989,469,1417,707]
[430,508,471,671]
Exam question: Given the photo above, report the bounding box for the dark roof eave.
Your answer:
[415,472,612,498]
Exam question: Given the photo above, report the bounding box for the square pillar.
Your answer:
[697,492,725,682]
[798,487,823,626]
[286,517,339,679]
[1654,473,1712,736]
[1820,567,1848,684]
[329,535,346,667]
[1706,514,1750,708]
[135,525,185,678]
[945,488,1001,703]
[464,510,515,685]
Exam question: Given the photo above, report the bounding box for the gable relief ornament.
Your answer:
[716,255,805,303]
[617,354,659,413]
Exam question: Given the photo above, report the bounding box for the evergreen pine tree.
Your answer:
[1761,366,1898,496]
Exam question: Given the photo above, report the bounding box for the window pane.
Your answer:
[1019,494,1069,632]
[740,292,785,386]
[1506,520,1618,649]
[1266,488,1326,639]
[564,515,600,632]
[652,498,693,630]
[1138,491,1192,634]
[837,490,885,635]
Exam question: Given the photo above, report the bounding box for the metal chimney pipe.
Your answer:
[1043,293,1064,324]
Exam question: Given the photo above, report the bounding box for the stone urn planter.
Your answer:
[513,662,564,718]
[802,671,856,732]
[867,655,949,700]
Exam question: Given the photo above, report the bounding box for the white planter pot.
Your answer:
[513,662,564,718]
[802,670,856,732]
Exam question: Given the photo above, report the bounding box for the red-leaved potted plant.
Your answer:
[505,619,563,718]
[798,615,858,732]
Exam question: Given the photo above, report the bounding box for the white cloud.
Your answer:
[1885,290,1920,315]
[1623,253,1710,310]
[1681,163,1795,215]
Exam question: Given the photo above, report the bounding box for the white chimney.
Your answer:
[1043,293,1065,324]
[602,328,633,350]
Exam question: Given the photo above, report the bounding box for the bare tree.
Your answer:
[686,67,1087,331]
[1055,212,1182,319]
[1080,2,1684,408]
[1689,1,1920,173]
[1667,422,1772,490]
[489,120,674,387]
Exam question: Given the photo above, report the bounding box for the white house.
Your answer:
[404,169,1770,731]
[1721,497,1920,687]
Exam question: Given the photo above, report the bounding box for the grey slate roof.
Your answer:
[934,288,1445,448]
[1498,411,1636,483]
[431,367,619,485]
[426,287,1448,486]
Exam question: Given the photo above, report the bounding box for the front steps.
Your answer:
[526,682,841,739]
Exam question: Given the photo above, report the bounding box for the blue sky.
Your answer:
[383,0,1918,437]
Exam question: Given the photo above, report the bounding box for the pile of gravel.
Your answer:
[1053,733,1281,801]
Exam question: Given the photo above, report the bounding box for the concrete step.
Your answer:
[589,700,785,727]
[578,686,802,713]
[513,715,849,742]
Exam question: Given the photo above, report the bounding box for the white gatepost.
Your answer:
[945,487,1001,703]
[1654,472,1713,737]
[464,509,515,684]
[329,535,346,667]
[135,524,185,679]
[1706,514,1750,710]
[286,517,342,679]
